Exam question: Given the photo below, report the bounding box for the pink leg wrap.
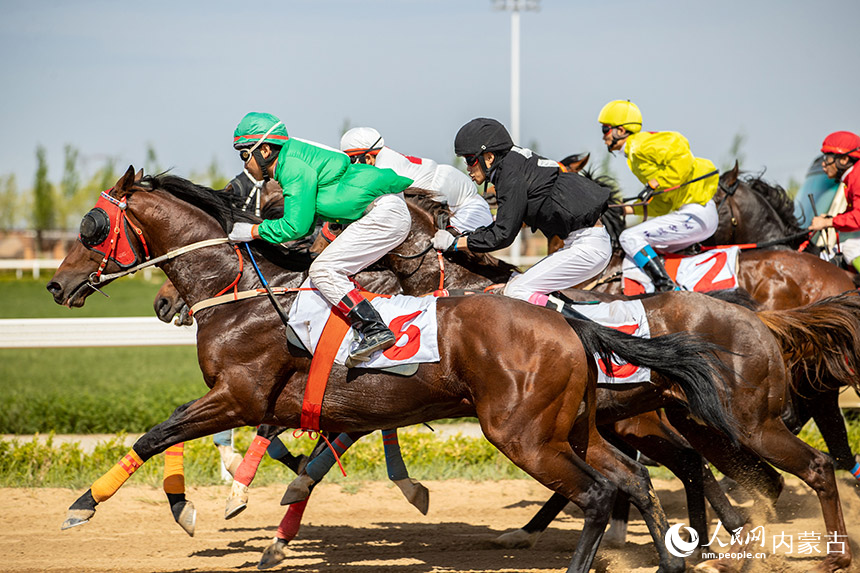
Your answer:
[233,435,271,487]
[277,499,309,541]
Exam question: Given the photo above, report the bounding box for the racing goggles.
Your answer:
[238,121,284,163]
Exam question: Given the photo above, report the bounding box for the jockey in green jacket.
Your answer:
[228,112,413,365]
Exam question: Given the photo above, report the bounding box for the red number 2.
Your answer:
[694,252,735,292]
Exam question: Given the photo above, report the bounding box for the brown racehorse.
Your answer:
[46,168,742,573]
[306,191,858,572]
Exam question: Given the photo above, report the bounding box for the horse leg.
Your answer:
[63,392,244,530]
[599,430,635,548]
[805,385,860,475]
[213,429,243,476]
[281,432,360,505]
[492,492,569,549]
[258,496,312,570]
[225,424,291,519]
[162,442,196,536]
[381,428,429,514]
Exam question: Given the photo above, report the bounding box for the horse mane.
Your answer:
[403,187,451,219]
[139,174,313,271]
[579,169,624,249]
[741,173,804,232]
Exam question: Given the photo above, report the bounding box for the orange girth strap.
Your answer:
[300,292,386,431]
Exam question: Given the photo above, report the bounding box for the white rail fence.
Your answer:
[0,259,153,280]
[0,317,195,347]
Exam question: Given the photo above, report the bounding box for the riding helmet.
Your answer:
[821,131,860,160]
[454,118,514,157]
[597,100,642,133]
[233,112,290,149]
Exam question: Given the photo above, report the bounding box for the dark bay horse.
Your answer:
[46,167,742,573]
[307,190,857,572]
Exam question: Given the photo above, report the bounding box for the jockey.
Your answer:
[340,127,494,233]
[808,131,860,271]
[228,112,414,365]
[435,117,611,316]
[599,100,719,291]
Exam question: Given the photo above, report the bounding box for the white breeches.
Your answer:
[309,193,411,305]
[619,200,719,257]
[503,226,612,301]
[450,194,494,233]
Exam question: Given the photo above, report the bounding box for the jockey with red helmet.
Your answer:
[228,112,413,365]
[340,127,494,234]
[599,100,720,291]
[808,131,860,271]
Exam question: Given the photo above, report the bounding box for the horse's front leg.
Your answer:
[62,390,245,530]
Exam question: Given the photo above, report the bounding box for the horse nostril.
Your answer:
[46,282,60,295]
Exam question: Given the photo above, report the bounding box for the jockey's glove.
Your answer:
[431,229,458,252]
[228,222,256,242]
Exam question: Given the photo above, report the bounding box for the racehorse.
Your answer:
[304,189,858,572]
[46,167,741,573]
[705,162,807,248]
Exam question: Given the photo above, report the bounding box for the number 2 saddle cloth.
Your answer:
[622,246,741,295]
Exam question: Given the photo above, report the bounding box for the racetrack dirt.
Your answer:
[3,477,860,572]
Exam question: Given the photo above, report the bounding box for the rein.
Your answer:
[89,238,231,285]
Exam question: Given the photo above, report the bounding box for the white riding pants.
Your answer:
[309,193,411,305]
[504,225,612,301]
[619,200,719,257]
[450,194,494,234]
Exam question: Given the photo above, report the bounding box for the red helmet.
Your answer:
[821,131,860,160]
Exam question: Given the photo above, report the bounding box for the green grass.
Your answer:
[0,427,529,488]
[0,272,167,318]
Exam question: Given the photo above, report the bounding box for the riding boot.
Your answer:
[337,289,396,367]
[544,292,593,322]
[633,246,680,292]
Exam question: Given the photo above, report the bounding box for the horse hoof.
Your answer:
[491,528,541,549]
[173,500,196,537]
[225,481,249,520]
[257,538,289,570]
[61,508,94,530]
[281,474,315,505]
[393,478,430,515]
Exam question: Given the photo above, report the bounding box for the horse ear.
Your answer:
[115,165,137,193]
[723,160,739,186]
[134,168,144,182]
[571,153,590,172]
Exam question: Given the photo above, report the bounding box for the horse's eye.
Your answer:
[79,208,110,246]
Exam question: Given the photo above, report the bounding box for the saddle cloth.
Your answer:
[623,246,740,295]
[288,279,440,369]
[574,299,651,385]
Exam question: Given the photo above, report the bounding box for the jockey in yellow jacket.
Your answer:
[599,100,719,291]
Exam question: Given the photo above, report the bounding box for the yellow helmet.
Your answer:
[597,100,642,133]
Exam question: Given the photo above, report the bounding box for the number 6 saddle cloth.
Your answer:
[288,278,440,369]
[622,246,741,296]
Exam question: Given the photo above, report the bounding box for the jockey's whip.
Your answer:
[244,243,291,328]
[612,169,720,207]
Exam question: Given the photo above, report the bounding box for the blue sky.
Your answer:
[1,0,858,195]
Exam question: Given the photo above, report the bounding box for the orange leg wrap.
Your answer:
[233,435,271,487]
[91,449,144,503]
[162,443,186,495]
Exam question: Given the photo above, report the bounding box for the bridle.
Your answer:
[79,188,231,291]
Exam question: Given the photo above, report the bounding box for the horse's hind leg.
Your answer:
[225,424,294,519]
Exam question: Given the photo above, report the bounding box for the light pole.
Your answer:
[493,0,540,266]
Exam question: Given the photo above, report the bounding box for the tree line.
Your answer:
[0,145,230,251]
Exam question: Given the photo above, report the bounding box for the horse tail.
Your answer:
[757,292,860,393]
[564,317,740,446]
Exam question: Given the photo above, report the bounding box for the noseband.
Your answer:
[80,191,150,284]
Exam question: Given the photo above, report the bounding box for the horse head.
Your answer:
[154,279,193,326]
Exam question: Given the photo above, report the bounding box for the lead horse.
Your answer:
[46,167,741,573]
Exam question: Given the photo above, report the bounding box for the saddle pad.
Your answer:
[288,279,440,369]
[575,299,651,385]
[622,246,740,295]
